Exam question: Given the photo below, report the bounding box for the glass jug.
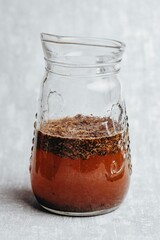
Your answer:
[30,33,132,216]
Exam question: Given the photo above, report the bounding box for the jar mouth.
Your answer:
[41,33,125,75]
[41,33,125,51]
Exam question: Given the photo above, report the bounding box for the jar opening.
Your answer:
[41,33,125,76]
[41,33,125,49]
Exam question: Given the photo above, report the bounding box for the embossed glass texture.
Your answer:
[30,34,132,216]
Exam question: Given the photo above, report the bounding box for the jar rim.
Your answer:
[41,33,126,51]
[41,33,125,76]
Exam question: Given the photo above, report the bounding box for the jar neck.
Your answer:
[45,60,122,77]
[41,33,125,77]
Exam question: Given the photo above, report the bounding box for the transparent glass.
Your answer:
[30,33,132,216]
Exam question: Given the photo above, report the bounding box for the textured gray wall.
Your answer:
[0,0,160,239]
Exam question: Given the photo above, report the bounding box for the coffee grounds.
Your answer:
[37,114,123,160]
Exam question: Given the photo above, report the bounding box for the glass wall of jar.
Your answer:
[30,34,132,216]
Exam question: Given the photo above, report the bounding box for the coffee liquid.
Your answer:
[31,115,130,212]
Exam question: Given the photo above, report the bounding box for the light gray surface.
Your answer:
[0,0,160,239]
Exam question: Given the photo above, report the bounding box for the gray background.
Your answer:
[0,0,160,239]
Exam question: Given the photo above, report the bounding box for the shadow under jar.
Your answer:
[30,33,132,216]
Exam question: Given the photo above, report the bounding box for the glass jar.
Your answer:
[30,33,132,216]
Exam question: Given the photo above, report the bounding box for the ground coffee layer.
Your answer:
[37,115,123,159]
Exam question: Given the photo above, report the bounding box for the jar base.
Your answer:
[40,204,119,217]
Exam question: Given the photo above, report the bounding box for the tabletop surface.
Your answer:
[0,0,160,239]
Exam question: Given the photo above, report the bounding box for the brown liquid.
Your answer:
[30,115,130,212]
